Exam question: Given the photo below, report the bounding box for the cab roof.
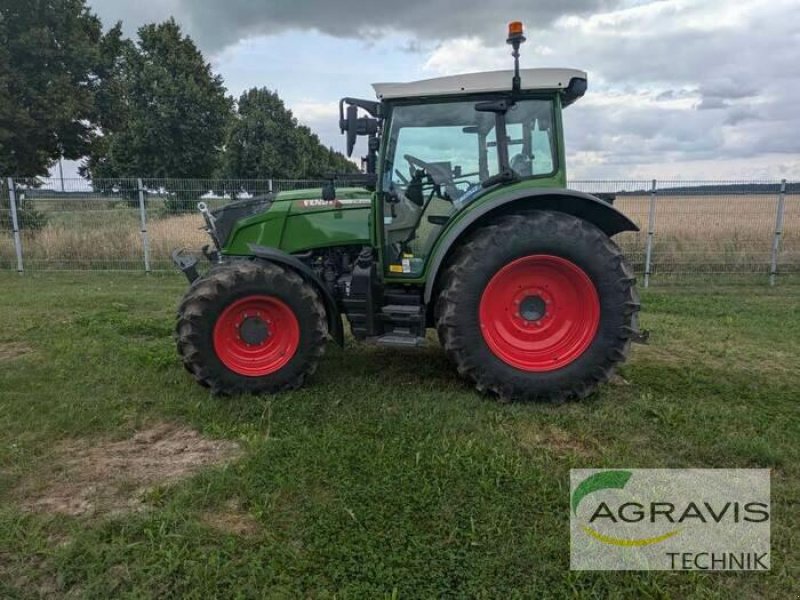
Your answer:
[372,68,587,103]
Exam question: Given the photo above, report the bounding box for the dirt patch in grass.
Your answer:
[18,423,241,517]
[0,342,33,361]
[200,499,261,537]
[514,423,597,457]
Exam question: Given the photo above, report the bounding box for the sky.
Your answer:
[73,0,800,180]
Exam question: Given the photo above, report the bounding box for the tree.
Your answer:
[0,0,107,176]
[221,88,358,180]
[84,19,233,180]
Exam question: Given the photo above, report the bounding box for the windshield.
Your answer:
[384,98,557,199]
[380,97,557,276]
[385,102,497,197]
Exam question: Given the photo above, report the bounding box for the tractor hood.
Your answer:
[275,186,373,214]
[274,186,373,203]
[212,186,373,251]
[211,194,274,249]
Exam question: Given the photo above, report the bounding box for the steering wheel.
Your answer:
[404,153,432,174]
[404,154,451,184]
[403,154,461,201]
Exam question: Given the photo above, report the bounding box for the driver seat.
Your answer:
[510,153,532,177]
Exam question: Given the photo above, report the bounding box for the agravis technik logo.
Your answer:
[570,469,770,571]
[572,470,681,547]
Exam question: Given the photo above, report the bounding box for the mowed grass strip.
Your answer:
[0,273,798,598]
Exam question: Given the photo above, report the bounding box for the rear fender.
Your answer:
[424,188,639,303]
[248,244,344,347]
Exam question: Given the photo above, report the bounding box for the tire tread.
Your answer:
[175,261,327,395]
[434,211,640,402]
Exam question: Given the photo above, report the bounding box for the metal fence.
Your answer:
[1,177,797,285]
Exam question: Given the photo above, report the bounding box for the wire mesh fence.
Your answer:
[572,180,798,284]
[1,176,797,285]
[783,190,800,281]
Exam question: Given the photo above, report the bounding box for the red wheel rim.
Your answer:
[479,255,600,372]
[213,295,300,376]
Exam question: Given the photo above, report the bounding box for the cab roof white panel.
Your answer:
[372,68,587,100]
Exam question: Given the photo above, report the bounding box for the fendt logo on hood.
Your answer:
[296,198,371,209]
[569,469,771,571]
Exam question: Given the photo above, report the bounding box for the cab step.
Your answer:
[376,303,426,346]
[375,332,427,347]
[380,303,422,321]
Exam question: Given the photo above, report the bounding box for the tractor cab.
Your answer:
[365,68,587,276]
[336,24,588,278]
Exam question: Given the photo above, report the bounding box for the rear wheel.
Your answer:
[176,261,327,394]
[435,210,639,402]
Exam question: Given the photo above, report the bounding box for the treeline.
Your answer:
[0,1,358,180]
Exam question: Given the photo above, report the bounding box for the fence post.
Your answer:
[769,179,787,286]
[643,179,657,288]
[137,178,151,273]
[7,177,23,274]
[268,178,273,194]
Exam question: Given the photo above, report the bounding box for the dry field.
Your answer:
[1,194,798,276]
[613,193,799,275]
[0,208,208,270]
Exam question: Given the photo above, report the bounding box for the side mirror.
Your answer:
[339,100,380,157]
[321,180,336,201]
[343,105,358,157]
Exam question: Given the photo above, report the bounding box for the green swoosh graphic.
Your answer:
[571,470,632,515]
[582,525,681,547]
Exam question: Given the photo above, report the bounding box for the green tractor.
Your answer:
[173,23,644,402]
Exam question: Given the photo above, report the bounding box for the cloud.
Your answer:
[290,100,339,124]
[84,0,800,179]
[89,0,180,37]
[696,97,729,110]
[415,0,800,178]
[89,0,627,53]
[422,38,506,74]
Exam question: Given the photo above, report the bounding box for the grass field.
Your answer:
[0,273,799,598]
[2,192,799,276]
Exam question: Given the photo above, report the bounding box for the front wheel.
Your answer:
[435,211,640,402]
[176,261,327,395]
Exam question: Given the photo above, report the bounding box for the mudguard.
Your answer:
[423,188,639,303]
[249,244,345,347]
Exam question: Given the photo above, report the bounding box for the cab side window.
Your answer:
[507,100,557,179]
[530,121,554,175]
